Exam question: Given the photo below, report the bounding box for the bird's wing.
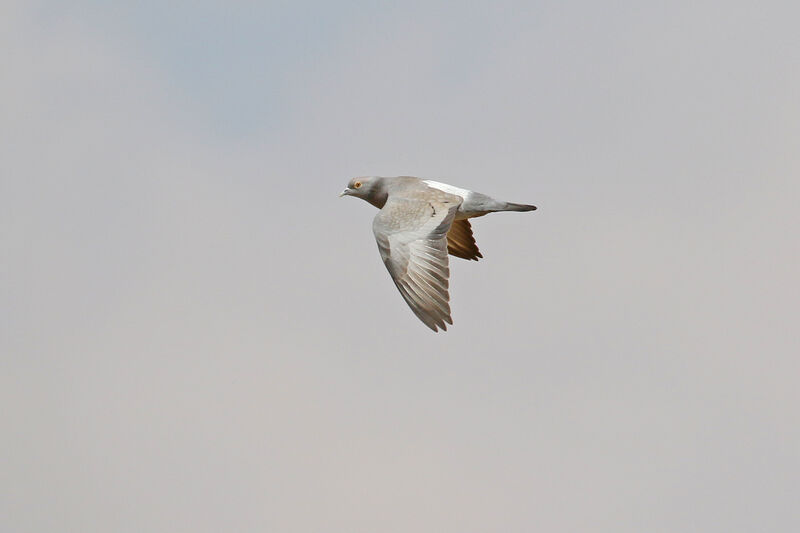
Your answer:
[446,219,482,261]
[372,189,462,332]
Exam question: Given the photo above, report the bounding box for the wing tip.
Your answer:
[421,313,453,332]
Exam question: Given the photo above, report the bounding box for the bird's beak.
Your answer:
[339,189,350,197]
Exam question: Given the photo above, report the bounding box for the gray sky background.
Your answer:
[2,1,799,532]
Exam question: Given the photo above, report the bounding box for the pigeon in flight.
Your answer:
[340,176,537,332]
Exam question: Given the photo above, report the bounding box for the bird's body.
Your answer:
[341,176,536,332]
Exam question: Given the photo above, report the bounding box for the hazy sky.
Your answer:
[2,1,799,532]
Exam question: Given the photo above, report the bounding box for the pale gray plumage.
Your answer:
[340,176,536,332]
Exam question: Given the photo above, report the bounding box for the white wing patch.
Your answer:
[423,180,472,201]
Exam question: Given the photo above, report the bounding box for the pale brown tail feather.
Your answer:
[503,202,537,212]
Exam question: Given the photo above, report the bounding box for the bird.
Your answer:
[340,176,537,332]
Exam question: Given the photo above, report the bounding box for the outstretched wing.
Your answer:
[372,191,462,331]
[446,219,482,261]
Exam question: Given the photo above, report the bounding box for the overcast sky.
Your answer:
[2,1,799,532]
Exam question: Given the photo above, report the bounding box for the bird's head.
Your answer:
[339,176,387,208]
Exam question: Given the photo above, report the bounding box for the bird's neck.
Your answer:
[366,185,388,209]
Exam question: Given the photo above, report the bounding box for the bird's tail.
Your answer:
[502,202,537,212]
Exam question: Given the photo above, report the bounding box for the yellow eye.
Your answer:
[353,181,362,189]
